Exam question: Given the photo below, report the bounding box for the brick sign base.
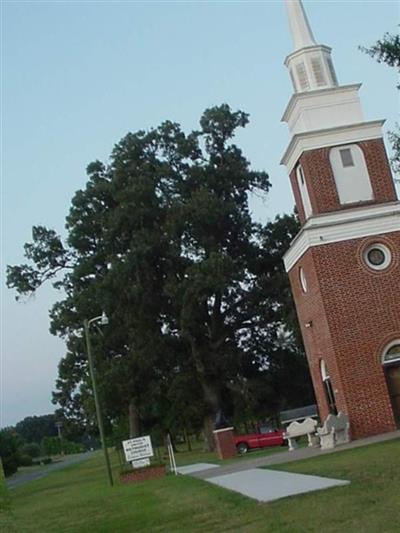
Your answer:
[120,465,166,484]
[213,427,237,460]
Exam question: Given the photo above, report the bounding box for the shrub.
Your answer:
[62,441,84,454]
[19,454,33,467]
[32,457,52,466]
[41,436,84,456]
[21,442,41,458]
[0,428,21,477]
[41,436,61,456]
[2,457,18,477]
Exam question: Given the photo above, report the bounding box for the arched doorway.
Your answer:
[320,360,337,415]
[382,341,400,427]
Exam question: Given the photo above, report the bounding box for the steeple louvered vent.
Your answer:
[311,57,326,87]
[296,62,309,91]
[289,68,297,91]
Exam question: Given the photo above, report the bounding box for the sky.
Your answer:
[1,0,399,428]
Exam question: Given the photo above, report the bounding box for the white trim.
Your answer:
[284,44,332,67]
[299,267,308,292]
[320,360,330,381]
[302,202,398,227]
[213,427,234,434]
[296,165,313,219]
[363,243,392,271]
[382,339,400,365]
[282,84,362,123]
[284,90,364,135]
[281,120,385,173]
[283,202,400,272]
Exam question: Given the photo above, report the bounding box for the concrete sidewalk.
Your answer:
[192,429,400,480]
[208,468,349,502]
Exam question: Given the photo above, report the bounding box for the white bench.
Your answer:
[284,417,319,451]
[317,412,350,450]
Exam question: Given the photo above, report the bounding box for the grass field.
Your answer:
[4,439,400,532]
[0,467,14,533]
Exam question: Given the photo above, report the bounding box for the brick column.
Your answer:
[213,427,236,460]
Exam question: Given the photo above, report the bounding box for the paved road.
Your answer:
[192,429,400,480]
[6,452,93,489]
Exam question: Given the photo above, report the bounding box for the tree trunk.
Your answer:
[128,400,140,438]
[201,379,222,451]
[188,339,221,452]
[183,427,192,452]
[203,414,216,452]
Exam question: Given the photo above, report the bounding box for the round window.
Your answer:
[363,243,392,271]
[299,267,307,293]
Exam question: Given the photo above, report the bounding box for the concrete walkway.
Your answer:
[192,429,400,480]
[6,452,92,489]
[208,468,349,502]
[176,463,219,475]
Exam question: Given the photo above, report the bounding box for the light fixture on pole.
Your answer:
[100,311,109,326]
[84,312,114,487]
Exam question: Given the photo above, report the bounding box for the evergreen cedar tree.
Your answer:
[7,104,314,451]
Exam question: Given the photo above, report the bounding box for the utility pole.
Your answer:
[84,317,114,487]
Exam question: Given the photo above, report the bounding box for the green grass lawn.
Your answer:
[6,439,400,532]
[0,488,14,533]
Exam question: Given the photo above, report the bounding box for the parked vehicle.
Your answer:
[233,427,285,454]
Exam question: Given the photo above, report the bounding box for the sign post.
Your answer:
[167,433,177,475]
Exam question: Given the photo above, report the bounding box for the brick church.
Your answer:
[281,1,400,439]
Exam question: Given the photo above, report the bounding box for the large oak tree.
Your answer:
[8,105,312,449]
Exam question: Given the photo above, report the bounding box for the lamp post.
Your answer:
[84,312,114,487]
[55,421,64,455]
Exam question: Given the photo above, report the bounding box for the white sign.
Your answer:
[122,436,154,462]
[132,458,150,469]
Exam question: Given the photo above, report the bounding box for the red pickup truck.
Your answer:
[233,428,285,454]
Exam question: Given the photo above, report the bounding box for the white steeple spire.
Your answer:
[285,0,317,50]
[281,1,369,171]
[283,0,338,93]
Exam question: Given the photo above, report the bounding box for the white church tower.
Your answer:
[280,0,400,439]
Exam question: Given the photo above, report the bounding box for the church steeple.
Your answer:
[286,0,316,50]
[281,0,370,144]
[284,0,338,93]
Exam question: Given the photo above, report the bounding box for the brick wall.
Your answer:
[288,231,400,439]
[120,465,166,484]
[289,139,398,225]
